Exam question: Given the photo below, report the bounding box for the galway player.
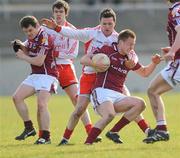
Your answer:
[85,29,162,144]
[41,8,151,145]
[12,16,58,144]
[143,0,180,143]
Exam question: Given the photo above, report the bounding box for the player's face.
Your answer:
[22,25,39,40]
[100,17,115,37]
[118,37,136,55]
[53,7,66,24]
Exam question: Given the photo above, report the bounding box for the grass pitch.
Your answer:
[0,93,180,158]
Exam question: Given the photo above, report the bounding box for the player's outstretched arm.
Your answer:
[135,54,162,77]
[41,18,92,43]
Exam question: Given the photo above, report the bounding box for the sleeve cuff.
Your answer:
[55,25,62,32]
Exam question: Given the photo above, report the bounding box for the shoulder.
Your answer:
[66,21,76,29]
[99,45,116,54]
[171,3,180,17]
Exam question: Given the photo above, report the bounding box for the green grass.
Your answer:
[0,93,180,158]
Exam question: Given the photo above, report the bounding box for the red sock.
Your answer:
[85,124,93,134]
[85,127,101,144]
[110,116,130,133]
[156,125,167,131]
[137,119,149,133]
[39,130,43,138]
[63,128,73,140]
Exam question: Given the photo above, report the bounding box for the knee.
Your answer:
[136,99,146,112]
[71,96,77,106]
[12,93,22,104]
[147,86,154,96]
[147,85,160,97]
[105,113,115,122]
[72,108,84,119]
[37,100,47,112]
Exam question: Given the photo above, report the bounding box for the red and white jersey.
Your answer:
[24,26,58,78]
[93,44,142,93]
[167,2,180,60]
[43,21,79,65]
[60,25,118,73]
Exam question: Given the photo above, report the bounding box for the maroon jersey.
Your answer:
[24,27,58,78]
[167,2,180,60]
[93,44,142,93]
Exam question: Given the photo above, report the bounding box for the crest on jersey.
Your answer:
[41,38,47,44]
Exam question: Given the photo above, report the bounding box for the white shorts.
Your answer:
[90,87,127,110]
[160,59,180,87]
[22,74,59,93]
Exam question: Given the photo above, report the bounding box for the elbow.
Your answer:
[141,72,149,78]
[143,74,149,78]
[36,61,44,67]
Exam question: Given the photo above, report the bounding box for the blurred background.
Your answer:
[0,0,179,96]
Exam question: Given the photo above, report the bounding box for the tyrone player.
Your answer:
[42,0,93,139]
[85,29,162,144]
[143,0,180,144]
[12,16,58,144]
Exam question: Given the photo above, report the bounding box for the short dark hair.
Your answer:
[100,8,116,22]
[52,0,70,15]
[169,0,180,3]
[118,29,136,42]
[19,16,38,28]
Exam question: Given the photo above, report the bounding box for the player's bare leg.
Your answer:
[59,95,91,145]
[148,74,172,121]
[123,85,151,136]
[85,101,116,144]
[106,97,146,144]
[64,84,92,130]
[143,74,172,143]
[35,90,51,144]
[12,84,36,140]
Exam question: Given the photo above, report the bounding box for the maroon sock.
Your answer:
[24,120,33,130]
[85,124,93,135]
[42,130,50,140]
[85,127,101,144]
[137,119,149,133]
[39,130,43,138]
[110,116,130,133]
[156,125,167,131]
[63,128,73,140]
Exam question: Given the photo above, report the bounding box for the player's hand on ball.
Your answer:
[94,59,109,72]
[152,54,162,64]
[40,18,57,30]
[92,53,110,72]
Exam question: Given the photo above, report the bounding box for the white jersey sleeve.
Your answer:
[23,40,28,47]
[60,26,96,43]
[58,38,79,59]
[43,26,79,59]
